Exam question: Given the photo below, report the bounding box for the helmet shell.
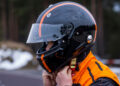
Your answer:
[26,1,97,73]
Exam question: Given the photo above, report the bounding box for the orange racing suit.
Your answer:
[72,51,120,86]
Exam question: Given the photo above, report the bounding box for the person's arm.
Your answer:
[42,70,56,86]
[90,77,119,86]
[56,66,73,86]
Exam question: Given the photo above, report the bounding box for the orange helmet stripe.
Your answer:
[39,2,97,40]
[41,54,51,72]
[93,24,97,42]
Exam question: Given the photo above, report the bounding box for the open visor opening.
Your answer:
[26,23,64,44]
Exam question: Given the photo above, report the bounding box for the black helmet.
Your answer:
[26,1,97,73]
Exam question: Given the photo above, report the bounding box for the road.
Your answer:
[0,69,43,86]
[0,67,120,86]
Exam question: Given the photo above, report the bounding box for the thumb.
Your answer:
[61,66,69,74]
[68,68,72,77]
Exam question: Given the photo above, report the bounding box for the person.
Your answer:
[26,1,120,86]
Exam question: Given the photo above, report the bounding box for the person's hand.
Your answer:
[56,66,73,86]
[42,70,56,86]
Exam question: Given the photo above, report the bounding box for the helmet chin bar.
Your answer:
[36,39,66,57]
[36,37,94,73]
[36,25,95,73]
[53,42,94,73]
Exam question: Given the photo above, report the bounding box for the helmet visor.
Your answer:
[26,23,64,44]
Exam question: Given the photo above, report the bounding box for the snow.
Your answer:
[113,3,120,12]
[0,48,120,81]
[110,67,120,81]
[0,48,33,70]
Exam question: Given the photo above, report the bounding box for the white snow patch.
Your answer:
[113,3,120,12]
[110,67,120,81]
[0,48,33,70]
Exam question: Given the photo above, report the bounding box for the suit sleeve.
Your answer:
[90,77,119,86]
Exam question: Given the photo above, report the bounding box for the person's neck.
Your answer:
[77,49,90,62]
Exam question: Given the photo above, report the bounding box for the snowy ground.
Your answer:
[0,48,33,70]
[110,67,120,81]
[0,47,120,82]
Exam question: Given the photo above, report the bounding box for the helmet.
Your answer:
[26,1,97,73]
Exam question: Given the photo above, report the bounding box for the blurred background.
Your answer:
[0,0,120,86]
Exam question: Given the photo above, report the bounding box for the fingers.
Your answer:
[42,70,49,77]
[57,66,72,77]
[42,70,56,86]
[61,66,69,74]
[55,66,73,86]
[68,69,72,76]
[42,70,53,79]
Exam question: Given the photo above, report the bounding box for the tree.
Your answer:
[8,0,18,41]
[90,0,105,57]
[90,0,97,54]
[1,0,18,41]
[96,0,105,57]
[1,0,8,40]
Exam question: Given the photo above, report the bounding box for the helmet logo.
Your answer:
[47,13,51,18]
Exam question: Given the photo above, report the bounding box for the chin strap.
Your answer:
[70,58,77,76]
[70,58,77,71]
[70,43,93,75]
[70,57,80,76]
[70,57,80,68]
